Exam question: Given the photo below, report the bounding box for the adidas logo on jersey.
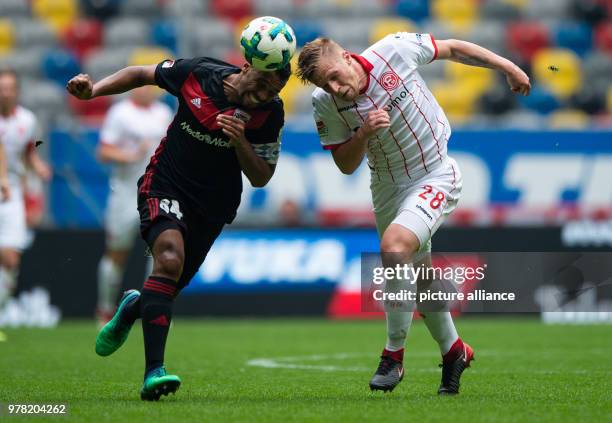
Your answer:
[191,97,202,108]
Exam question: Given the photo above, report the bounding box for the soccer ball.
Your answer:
[240,16,296,72]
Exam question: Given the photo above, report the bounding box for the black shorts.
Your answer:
[138,193,225,290]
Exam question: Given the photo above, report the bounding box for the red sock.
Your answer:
[442,338,464,363]
[382,348,404,362]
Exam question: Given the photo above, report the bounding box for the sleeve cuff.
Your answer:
[429,34,439,63]
[322,138,351,151]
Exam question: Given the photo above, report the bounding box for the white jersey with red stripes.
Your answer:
[312,32,451,183]
[100,99,173,188]
[0,105,38,190]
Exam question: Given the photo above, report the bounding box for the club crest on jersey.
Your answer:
[162,60,175,68]
[380,71,400,91]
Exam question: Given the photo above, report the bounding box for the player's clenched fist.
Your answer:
[66,73,94,100]
[360,109,390,138]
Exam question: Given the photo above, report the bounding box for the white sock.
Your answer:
[97,256,122,312]
[384,276,414,351]
[385,310,413,351]
[420,311,459,354]
[0,267,17,307]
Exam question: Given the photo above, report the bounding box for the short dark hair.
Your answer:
[275,62,292,85]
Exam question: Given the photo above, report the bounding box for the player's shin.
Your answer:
[0,266,17,307]
[419,311,459,355]
[140,276,177,375]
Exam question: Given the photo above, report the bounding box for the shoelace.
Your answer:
[376,356,395,375]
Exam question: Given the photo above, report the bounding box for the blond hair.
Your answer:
[296,38,343,84]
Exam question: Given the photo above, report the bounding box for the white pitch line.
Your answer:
[246,352,611,375]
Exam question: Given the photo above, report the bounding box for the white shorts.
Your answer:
[372,156,462,252]
[0,188,28,251]
[105,182,140,251]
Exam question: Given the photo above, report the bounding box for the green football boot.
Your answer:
[140,366,181,401]
[95,289,140,357]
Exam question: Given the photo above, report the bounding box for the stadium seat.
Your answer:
[321,18,372,53]
[152,21,178,53]
[20,78,66,116]
[129,47,173,67]
[80,0,121,21]
[0,48,46,78]
[525,0,572,20]
[478,85,517,115]
[594,22,612,56]
[571,0,608,25]
[120,0,160,17]
[570,87,607,114]
[466,22,506,55]
[62,19,103,60]
[431,81,478,124]
[554,22,594,56]
[583,51,612,93]
[104,18,150,47]
[395,0,429,23]
[518,86,560,114]
[32,0,78,33]
[84,47,133,82]
[481,0,521,21]
[548,109,590,129]
[499,109,546,129]
[532,48,582,99]
[369,17,417,45]
[12,18,58,49]
[190,19,235,57]
[211,0,253,22]
[0,0,29,18]
[67,94,111,125]
[42,49,81,87]
[163,0,208,16]
[290,21,324,48]
[431,0,479,32]
[348,0,390,18]
[446,61,494,94]
[254,0,296,19]
[0,20,14,56]
[506,21,550,61]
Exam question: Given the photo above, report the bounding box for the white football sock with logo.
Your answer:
[97,256,122,312]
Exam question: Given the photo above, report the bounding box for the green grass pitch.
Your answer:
[1,318,611,422]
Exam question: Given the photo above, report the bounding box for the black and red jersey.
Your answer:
[139,57,284,223]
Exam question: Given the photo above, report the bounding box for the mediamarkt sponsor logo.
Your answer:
[180,121,231,148]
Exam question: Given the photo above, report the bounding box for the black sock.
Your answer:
[140,276,177,376]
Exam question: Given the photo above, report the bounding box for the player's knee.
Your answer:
[380,226,420,256]
[153,241,184,280]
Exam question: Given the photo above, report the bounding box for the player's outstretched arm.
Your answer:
[435,39,531,96]
[66,65,157,100]
[331,109,390,175]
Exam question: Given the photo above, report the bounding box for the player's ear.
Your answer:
[241,63,251,74]
[342,50,351,64]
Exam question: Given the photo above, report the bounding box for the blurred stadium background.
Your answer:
[1,0,611,323]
